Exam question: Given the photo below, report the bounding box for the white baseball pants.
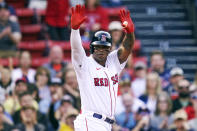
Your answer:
[74,114,112,131]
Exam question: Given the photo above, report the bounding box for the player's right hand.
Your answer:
[71,4,87,30]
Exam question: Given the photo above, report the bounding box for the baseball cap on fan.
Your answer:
[174,109,187,121]
[134,61,147,70]
[15,78,27,85]
[108,21,122,31]
[170,67,184,77]
[61,95,74,105]
[49,77,62,86]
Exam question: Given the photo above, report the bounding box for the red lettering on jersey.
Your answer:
[100,78,104,86]
[111,74,118,85]
[111,76,115,85]
[104,78,108,86]
[94,78,100,86]
[115,74,118,83]
[94,78,109,87]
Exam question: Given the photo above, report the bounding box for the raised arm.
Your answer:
[70,5,87,67]
[117,9,135,64]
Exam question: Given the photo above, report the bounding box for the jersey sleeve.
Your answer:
[107,50,127,73]
[70,29,87,70]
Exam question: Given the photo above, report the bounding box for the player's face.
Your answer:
[93,45,111,65]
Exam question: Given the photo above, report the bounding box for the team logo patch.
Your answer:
[101,35,106,42]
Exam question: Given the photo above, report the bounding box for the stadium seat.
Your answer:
[16,8,34,25]
[18,41,47,58]
[6,0,25,9]
[107,6,126,22]
[19,41,46,50]
[21,24,42,41]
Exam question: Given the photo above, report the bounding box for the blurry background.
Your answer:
[0,0,197,131]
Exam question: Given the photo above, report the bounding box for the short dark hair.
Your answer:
[18,91,32,101]
[150,50,164,59]
[35,67,50,83]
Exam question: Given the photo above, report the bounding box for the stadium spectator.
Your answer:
[132,107,152,131]
[58,103,78,131]
[165,67,184,100]
[150,92,173,131]
[0,104,14,131]
[172,79,191,113]
[12,92,48,128]
[48,77,63,129]
[115,80,145,115]
[35,67,51,114]
[0,1,17,17]
[43,45,67,79]
[139,72,161,113]
[0,2,21,58]
[169,109,194,131]
[12,51,36,83]
[131,61,147,98]
[45,0,70,41]
[4,78,29,114]
[49,95,75,130]
[150,50,170,90]
[81,0,109,41]
[115,93,136,130]
[0,68,14,103]
[108,21,123,50]
[14,106,46,131]
[62,69,80,110]
[12,92,38,123]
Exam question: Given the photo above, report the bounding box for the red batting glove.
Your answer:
[71,5,87,30]
[119,9,135,33]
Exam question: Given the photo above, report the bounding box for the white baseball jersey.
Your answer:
[71,29,127,118]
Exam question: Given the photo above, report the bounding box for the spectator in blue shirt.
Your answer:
[115,93,136,130]
[150,50,170,90]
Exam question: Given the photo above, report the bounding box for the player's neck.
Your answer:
[93,57,106,67]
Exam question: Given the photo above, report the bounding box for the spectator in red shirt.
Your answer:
[45,0,70,41]
[81,0,109,41]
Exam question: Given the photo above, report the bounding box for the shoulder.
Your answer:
[107,50,118,60]
[7,20,18,25]
[35,123,46,131]
[15,123,25,129]
[12,68,21,73]
[29,68,36,73]
[8,20,20,28]
[3,122,13,128]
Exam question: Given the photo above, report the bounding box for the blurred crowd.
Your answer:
[0,0,197,131]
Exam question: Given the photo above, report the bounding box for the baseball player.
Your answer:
[70,5,135,131]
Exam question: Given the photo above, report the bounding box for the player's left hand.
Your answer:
[119,9,135,33]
